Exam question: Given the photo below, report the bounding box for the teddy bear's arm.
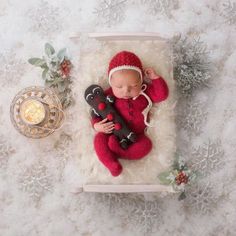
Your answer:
[106,95,115,103]
[90,109,102,128]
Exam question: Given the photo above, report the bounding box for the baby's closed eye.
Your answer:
[116,85,137,89]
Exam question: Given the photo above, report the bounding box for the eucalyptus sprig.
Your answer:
[28,43,74,109]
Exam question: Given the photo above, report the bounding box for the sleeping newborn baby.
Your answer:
[90,50,169,176]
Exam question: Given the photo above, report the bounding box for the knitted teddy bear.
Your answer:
[84,84,137,149]
[89,51,169,177]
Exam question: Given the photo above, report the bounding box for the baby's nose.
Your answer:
[124,87,131,93]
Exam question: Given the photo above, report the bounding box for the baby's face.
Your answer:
[110,69,142,99]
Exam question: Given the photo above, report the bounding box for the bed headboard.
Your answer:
[70,32,167,41]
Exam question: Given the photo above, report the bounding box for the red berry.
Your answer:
[175,171,188,185]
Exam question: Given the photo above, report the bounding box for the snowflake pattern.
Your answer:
[223,107,236,121]
[54,132,73,172]
[184,181,219,215]
[27,0,62,36]
[0,51,26,88]
[221,0,236,25]
[141,0,179,18]
[0,135,15,170]
[18,161,53,202]
[190,139,224,177]
[97,193,129,213]
[96,193,162,234]
[93,0,128,27]
[0,1,235,234]
[177,100,208,137]
[131,199,162,234]
[209,224,234,236]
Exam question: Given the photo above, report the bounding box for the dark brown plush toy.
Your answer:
[84,84,137,149]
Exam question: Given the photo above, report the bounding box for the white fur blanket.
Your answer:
[74,39,176,185]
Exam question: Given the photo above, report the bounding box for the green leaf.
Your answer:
[189,172,197,182]
[51,56,59,63]
[62,95,73,109]
[182,165,188,171]
[45,80,54,87]
[40,63,48,69]
[57,48,66,62]
[62,79,71,88]
[158,171,173,185]
[45,43,55,56]
[178,191,186,201]
[46,75,54,82]
[58,82,66,92]
[28,58,45,67]
[51,77,62,85]
[69,96,75,106]
[42,68,49,79]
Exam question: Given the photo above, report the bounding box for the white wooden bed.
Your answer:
[70,32,176,194]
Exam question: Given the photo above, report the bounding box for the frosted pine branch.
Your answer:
[171,35,212,96]
[141,0,179,18]
[94,0,128,27]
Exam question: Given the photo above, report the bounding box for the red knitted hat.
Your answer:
[108,51,143,85]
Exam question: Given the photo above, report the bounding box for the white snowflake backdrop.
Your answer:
[0,0,236,236]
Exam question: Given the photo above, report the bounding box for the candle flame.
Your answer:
[20,99,45,125]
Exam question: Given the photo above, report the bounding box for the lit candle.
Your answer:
[20,99,46,125]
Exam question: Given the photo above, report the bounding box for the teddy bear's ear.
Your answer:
[106,95,115,103]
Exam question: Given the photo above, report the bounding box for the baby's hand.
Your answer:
[94,118,114,133]
[144,67,160,80]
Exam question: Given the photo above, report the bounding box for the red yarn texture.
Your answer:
[92,77,169,176]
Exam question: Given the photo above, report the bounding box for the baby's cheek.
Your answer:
[112,88,122,98]
[132,87,141,96]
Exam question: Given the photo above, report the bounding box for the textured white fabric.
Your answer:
[78,40,176,184]
[1,1,235,235]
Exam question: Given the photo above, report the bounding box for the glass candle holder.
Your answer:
[10,86,64,138]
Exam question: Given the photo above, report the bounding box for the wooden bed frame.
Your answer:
[71,184,175,193]
[70,32,175,194]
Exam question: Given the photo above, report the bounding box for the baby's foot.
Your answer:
[109,161,123,177]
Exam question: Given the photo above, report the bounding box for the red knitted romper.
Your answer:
[91,51,169,176]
